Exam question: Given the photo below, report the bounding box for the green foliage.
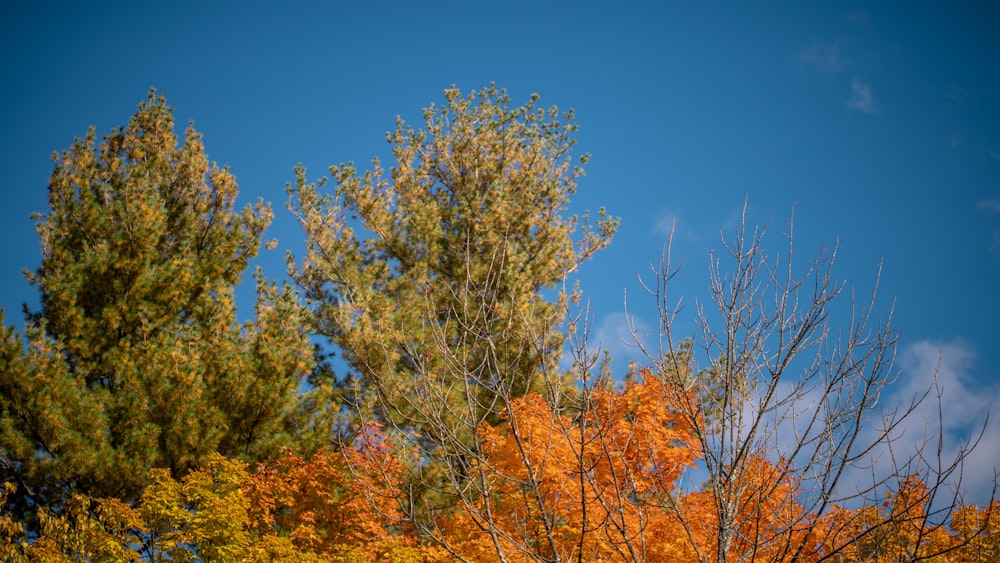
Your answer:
[2,85,995,563]
[287,84,618,427]
[0,91,315,524]
[286,84,619,544]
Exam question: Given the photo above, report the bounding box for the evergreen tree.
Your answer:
[287,85,618,529]
[0,91,314,523]
[288,85,617,427]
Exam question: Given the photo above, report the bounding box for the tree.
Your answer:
[814,476,963,562]
[5,86,996,562]
[1,444,446,562]
[5,455,325,562]
[288,83,616,417]
[245,426,449,562]
[0,91,315,524]
[950,499,1000,561]
[286,84,617,554]
[434,370,700,562]
[626,206,996,562]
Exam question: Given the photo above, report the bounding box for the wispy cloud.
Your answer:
[979,197,1000,260]
[944,84,969,107]
[653,203,753,250]
[559,310,652,376]
[979,197,1000,215]
[757,338,998,506]
[985,145,1000,163]
[848,78,880,115]
[798,41,844,72]
[880,339,999,503]
[654,210,682,237]
[589,312,650,374]
[720,201,753,237]
[846,11,872,28]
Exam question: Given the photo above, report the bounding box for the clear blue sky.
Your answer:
[2,2,998,496]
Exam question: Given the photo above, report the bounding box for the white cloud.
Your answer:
[654,210,682,237]
[798,41,844,72]
[590,312,651,374]
[879,339,999,504]
[988,146,1000,162]
[745,339,998,507]
[978,198,1000,260]
[846,11,872,28]
[559,310,652,376]
[720,201,752,237]
[848,78,880,115]
[944,84,969,107]
[978,197,1000,215]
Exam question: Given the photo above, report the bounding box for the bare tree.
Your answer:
[329,227,706,562]
[628,203,997,562]
[335,202,997,562]
[291,88,995,561]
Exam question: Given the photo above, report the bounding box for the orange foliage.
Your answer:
[246,422,445,561]
[439,370,700,561]
[3,375,996,562]
[678,455,819,562]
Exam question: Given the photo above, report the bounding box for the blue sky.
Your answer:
[2,2,998,497]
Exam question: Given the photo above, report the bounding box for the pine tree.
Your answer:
[0,91,314,523]
[289,85,616,422]
[287,84,618,533]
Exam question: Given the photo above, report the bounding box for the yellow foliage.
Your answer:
[0,483,25,560]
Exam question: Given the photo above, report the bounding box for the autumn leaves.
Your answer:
[0,86,996,562]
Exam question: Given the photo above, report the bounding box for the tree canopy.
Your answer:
[288,85,617,422]
[1,87,995,562]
